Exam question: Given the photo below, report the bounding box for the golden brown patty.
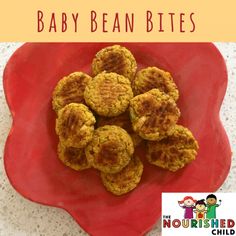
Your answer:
[133,67,179,101]
[52,72,92,113]
[57,142,90,171]
[84,72,133,117]
[129,89,180,141]
[96,111,142,147]
[92,45,137,80]
[147,125,199,172]
[56,103,96,148]
[101,155,143,195]
[85,125,134,173]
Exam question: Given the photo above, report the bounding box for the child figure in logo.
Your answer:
[178,196,196,219]
[206,194,221,219]
[194,199,207,220]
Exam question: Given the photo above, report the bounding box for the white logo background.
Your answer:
[162,193,236,236]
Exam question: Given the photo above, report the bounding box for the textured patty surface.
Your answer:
[147,125,199,171]
[52,72,92,113]
[84,72,133,117]
[133,66,179,101]
[101,155,143,195]
[85,125,134,173]
[130,89,180,141]
[57,142,91,171]
[92,45,137,80]
[56,103,96,148]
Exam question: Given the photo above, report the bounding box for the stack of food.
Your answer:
[52,45,199,195]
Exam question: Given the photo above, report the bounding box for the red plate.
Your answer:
[3,43,231,236]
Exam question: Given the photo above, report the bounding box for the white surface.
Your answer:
[0,43,235,236]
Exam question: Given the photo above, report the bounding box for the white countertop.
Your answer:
[0,43,235,236]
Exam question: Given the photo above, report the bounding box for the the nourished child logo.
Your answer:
[162,193,236,236]
[178,194,221,220]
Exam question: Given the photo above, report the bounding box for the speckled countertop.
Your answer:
[0,43,235,236]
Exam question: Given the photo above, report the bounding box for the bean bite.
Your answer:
[101,155,143,195]
[57,142,91,171]
[56,103,96,148]
[147,125,199,171]
[92,45,137,81]
[84,72,133,117]
[85,125,134,174]
[52,72,92,114]
[129,89,180,141]
[132,66,179,101]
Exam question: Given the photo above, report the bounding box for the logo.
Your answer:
[162,193,236,236]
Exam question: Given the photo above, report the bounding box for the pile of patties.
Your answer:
[52,45,199,196]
